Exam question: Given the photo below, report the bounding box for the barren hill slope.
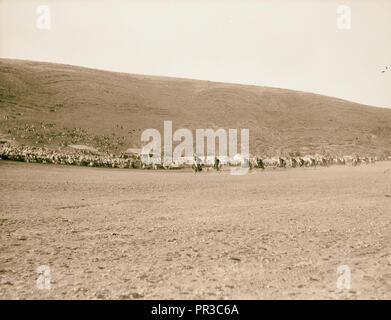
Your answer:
[1,58,391,157]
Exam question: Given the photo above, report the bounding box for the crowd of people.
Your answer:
[0,143,143,169]
[0,142,386,171]
[251,154,379,169]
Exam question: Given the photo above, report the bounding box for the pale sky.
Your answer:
[0,0,390,108]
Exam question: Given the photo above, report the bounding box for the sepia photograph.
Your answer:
[0,0,390,307]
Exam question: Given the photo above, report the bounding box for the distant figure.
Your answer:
[381,66,390,73]
[192,155,203,173]
[257,157,265,170]
[279,157,286,168]
[214,156,221,171]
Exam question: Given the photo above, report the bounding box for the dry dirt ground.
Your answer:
[1,160,391,300]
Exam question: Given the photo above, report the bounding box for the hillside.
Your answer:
[1,58,391,157]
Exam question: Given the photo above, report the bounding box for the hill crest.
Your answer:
[1,58,391,157]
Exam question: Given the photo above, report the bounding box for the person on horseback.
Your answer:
[192,154,203,173]
[214,156,221,171]
[256,157,264,170]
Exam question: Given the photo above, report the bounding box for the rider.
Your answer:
[193,154,202,172]
[214,156,220,171]
[257,157,264,170]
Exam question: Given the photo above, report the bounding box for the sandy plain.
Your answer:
[0,160,390,299]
